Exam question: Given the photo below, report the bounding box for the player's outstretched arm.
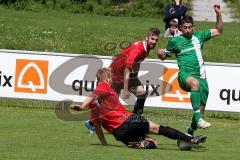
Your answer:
[70,96,94,111]
[211,4,223,38]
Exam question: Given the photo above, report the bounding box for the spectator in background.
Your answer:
[164,18,182,37]
[164,0,187,30]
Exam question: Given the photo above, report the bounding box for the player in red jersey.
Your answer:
[71,68,207,149]
[110,27,160,115]
[84,27,160,133]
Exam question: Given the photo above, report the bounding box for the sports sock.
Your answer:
[190,91,202,122]
[133,93,147,115]
[188,116,198,135]
[158,126,192,142]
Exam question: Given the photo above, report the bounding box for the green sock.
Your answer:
[190,91,202,122]
[188,116,198,135]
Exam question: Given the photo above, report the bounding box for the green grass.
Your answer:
[0,7,240,160]
[0,7,239,63]
[0,105,239,160]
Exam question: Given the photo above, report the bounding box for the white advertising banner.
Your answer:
[0,49,239,112]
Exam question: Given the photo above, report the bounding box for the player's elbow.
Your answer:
[211,28,222,37]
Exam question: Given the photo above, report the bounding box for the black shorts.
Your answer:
[112,114,149,146]
[112,76,142,95]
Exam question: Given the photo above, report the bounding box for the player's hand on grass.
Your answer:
[101,139,107,145]
[70,104,82,111]
[123,90,131,99]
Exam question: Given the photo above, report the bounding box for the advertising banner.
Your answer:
[0,49,239,112]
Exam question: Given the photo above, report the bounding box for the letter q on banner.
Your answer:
[14,59,49,94]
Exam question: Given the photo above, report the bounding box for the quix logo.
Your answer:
[14,59,49,94]
[162,68,190,103]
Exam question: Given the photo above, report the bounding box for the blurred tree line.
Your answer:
[0,0,172,17]
[224,0,240,18]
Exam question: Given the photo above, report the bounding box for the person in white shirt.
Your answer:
[164,18,182,37]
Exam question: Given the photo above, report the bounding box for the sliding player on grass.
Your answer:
[71,68,207,149]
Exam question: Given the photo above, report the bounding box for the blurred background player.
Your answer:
[158,4,223,135]
[84,27,160,133]
[164,18,182,37]
[71,68,207,149]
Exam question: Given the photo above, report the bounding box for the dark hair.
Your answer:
[180,16,194,25]
[148,27,160,37]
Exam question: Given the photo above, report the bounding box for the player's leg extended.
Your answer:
[185,77,202,122]
[148,121,206,144]
[179,76,201,134]
[113,114,157,149]
[186,77,211,130]
[198,78,211,128]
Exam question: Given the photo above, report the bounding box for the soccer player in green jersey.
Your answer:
[158,4,222,135]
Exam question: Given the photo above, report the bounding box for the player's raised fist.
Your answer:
[213,4,221,15]
[214,4,220,9]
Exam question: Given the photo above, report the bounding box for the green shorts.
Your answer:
[178,72,209,106]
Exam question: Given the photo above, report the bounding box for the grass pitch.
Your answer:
[0,6,239,160]
[0,100,239,160]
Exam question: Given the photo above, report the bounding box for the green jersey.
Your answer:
[166,29,211,78]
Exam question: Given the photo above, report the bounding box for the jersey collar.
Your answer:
[143,41,148,52]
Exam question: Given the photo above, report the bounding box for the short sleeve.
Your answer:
[126,50,140,70]
[199,29,211,42]
[166,38,178,55]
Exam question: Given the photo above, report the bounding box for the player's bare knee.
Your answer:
[149,121,160,134]
[190,79,199,90]
[136,85,145,96]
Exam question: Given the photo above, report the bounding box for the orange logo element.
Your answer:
[14,59,49,94]
[162,68,190,103]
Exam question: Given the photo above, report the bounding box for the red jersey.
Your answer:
[110,41,149,83]
[90,82,132,133]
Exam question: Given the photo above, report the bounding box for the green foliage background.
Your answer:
[0,0,169,17]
